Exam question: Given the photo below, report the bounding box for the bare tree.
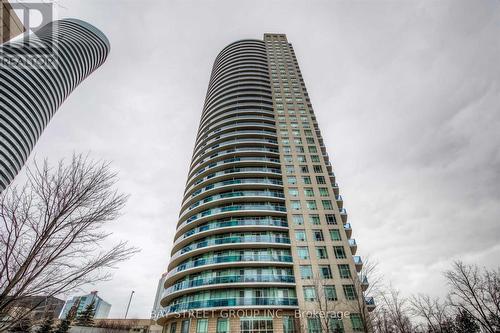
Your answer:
[0,155,139,331]
[306,274,344,333]
[409,294,454,332]
[373,285,414,333]
[444,261,500,333]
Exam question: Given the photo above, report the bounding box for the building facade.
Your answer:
[59,291,111,320]
[157,34,373,333]
[0,18,110,192]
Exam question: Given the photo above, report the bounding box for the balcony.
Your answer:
[332,182,339,196]
[360,276,369,291]
[339,208,348,223]
[336,195,343,209]
[365,297,376,312]
[349,239,357,255]
[353,256,363,272]
[343,223,352,239]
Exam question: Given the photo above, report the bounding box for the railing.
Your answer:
[353,256,363,265]
[164,274,295,296]
[186,191,285,212]
[191,156,280,178]
[174,235,291,259]
[365,297,375,306]
[167,254,293,278]
[184,203,287,224]
[349,239,357,246]
[189,178,283,199]
[162,297,298,313]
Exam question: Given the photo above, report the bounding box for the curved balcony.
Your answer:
[193,128,276,154]
[180,190,284,218]
[166,253,293,280]
[172,233,290,260]
[163,274,296,301]
[162,297,298,315]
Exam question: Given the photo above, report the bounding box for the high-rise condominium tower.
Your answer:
[0,19,110,192]
[157,34,374,333]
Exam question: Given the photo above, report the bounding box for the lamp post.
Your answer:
[125,290,135,319]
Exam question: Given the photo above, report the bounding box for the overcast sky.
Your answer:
[14,0,500,319]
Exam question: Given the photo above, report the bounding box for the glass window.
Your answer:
[311,155,320,162]
[307,317,321,333]
[287,176,297,185]
[283,316,296,333]
[294,137,302,144]
[297,155,306,163]
[292,215,304,225]
[296,146,304,153]
[291,200,301,210]
[350,314,364,331]
[308,146,317,153]
[306,137,315,144]
[300,165,309,173]
[295,230,306,242]
[302,176,312,184]
[319,188,329,197]
[284,155,293,163]
[326,214,337,225]
[329,318,344,333]
[283,146,291,153]
[312,229,324,241]
[316,246,328,259]
[325,286,337,301]
[304,130,313,136]
[169,322,177,333]
[307,200,317,210]
[289,188,299,197]
[316,176,326,184]
[300,265,313,279]
[309,214,320,225]
[216,318,229,333]
[240,317,273,333]
[334,246,346,259]
[297,247,310,259]
[343,285,357,300]
[304,188,314,197]
[196,319,206,333]
[303,286,316,301]
[180,320,190,333]
[320,265,333,279]
[338,264,351,279]
[285,165,295,174]
[313,165,323,173]
[330,229,341,241]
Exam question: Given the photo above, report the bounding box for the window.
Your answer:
[285,165,295,174]
[295,146,304,153]
[292,215,304,225]
[306,200,317,210]
[325,286,338,301]
[350,314,364,331]
[195,319,206,333]
[316,176,326,184]
[297,247,310,259]
[297,155,306,163]
[326,214,337,225]
[343,285,357,300]
[284,155,293,163]
[316,246,328,259]
[311,155,320,162]
[319,188,329,197]
[289,188,299,197]
[291,200,301,210]
[282,138,290,144]
[305,130,313,137]
[287,176,297,185]
[322,200,333,210]
[320,265,333,279]
[300,165,309,173]
[338,264,352,279]
[300,265,313,279]
[308,146,318,153]
[312,229,324,241]
[169,322,177,333]
[329,319,344,333]
[295,230,306,242]
[216,318,229,333]
[283,316,296,333]
[306,137,315,144]
[313,165,323,173]
[181,319,189,333]
[334,246,346,259]
[283,146,291,153]
[303,286,316,301]
[240,317,273,333]
[330,229,341,241]
[294,137,302,144]
[304,188,314,197]
[309,214,320,225]
[302,176,312,184]
[307,317,321,333]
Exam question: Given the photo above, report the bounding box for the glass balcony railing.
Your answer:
[164,274,295,296]
[194,129,277,151]
[167,254,293,278]
[186,190,285,211]
[177,218,288,243]
[189,178,283,199]
[175,235,291,258]
[184,203,287,224]
[193,146,280,167]
[349,239,357,246]
[365,297,375,306]
[353,256,363,265]
[192,156,280,177]
[163,297,298,313]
